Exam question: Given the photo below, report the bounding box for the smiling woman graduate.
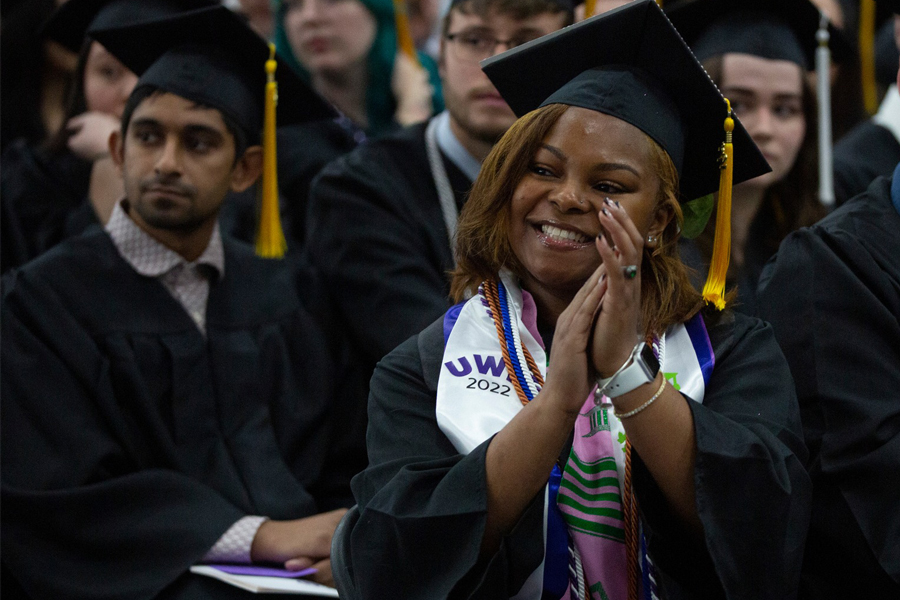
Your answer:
[339,2,811,599]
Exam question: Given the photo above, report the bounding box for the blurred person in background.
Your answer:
[0,0,77,153]
[833,9,900,203]
[1,0,218,274]
[306,0,572,403]
[758,5,900,596]
[667,0,849,315]
[272,0,444,138]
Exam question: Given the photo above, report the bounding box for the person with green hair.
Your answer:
[273,0,444,137]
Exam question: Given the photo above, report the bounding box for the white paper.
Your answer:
[190,566,340,596]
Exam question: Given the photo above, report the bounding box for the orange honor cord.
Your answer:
[701,99,734,310]
[256,43,287,259]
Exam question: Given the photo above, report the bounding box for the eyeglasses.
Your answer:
[445,31,536,62]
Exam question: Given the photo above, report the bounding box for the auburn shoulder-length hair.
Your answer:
[450,103,704,337]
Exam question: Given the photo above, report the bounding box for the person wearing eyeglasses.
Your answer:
[305,0,573,397]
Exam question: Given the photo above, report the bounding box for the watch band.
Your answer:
[597,342,660,399]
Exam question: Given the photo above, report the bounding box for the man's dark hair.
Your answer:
[120,85,252,162]
[443,0,575,37]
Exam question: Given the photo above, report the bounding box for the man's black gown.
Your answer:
[1,229,358,599]
[346,310,811,600]
[758,175,900,598]
[306,119,473,374]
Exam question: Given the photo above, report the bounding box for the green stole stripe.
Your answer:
[557,493,624,520]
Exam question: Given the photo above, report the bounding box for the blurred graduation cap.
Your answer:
[861,0,900,114]
[667,0,852,207]
[92,5,337,258]
[665,0,853,70]
[482,0,768,308]
[42,0,219,53]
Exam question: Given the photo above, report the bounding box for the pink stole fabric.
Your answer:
[557,398,628,600]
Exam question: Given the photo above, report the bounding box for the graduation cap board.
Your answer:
[42,0,219,53]
[482,0,770,308]
[92,5,337,258]
[664,0,853,70]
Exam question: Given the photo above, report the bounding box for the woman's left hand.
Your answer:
[66,112,120,161]
[592,199,645,377]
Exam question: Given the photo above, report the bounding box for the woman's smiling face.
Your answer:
[508,106,670,299]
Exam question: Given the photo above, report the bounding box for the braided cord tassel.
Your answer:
[624,440,640,600]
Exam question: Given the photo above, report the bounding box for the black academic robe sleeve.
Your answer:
[348,320,546,600]
[305,121,470,369]
[1,266,244,600]
[634,311,810,599]
[348,312,809,600]
[758,177,900,597]
[0,141,92,273]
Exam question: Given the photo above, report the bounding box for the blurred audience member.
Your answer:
[306,0,571,392]
[273,0,444,137]
[833,14,900,203]
[667,0,845,315]
[0,0,77,152]
[1,0,217,274]
[758,8,900,594]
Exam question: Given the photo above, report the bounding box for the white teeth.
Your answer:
[541,224,589,243]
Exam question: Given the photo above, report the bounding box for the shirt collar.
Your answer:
[105,199,225,279]
[873,85,900,145]
[434,110,482,182]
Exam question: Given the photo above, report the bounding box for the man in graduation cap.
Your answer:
[304,0,573,386]
[758,2,900,596]
[1,0,219,274]
[1,6,360,599]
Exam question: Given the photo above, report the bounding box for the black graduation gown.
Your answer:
[347,311,811,600]
[757,175,900,598]
[306,118,473,372]
[1,229,357,600]
[0,140,94,274]
[833,121,900,206]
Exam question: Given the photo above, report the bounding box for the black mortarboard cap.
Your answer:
[665,0,853,71]
[42,0,219,53]
[90,5,336,138]
[482,0,769,203]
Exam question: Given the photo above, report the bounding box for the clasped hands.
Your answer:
[544,200,647,415]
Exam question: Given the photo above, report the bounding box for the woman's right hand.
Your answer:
[541,264,607,416]
[391,52,434,126]
[66,112,120,161]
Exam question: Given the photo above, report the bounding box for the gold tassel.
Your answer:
[701,99,734,310]
[255,43,287,259]
[584,0,596,18]
[392,0,420,65]
[860,0,877,115]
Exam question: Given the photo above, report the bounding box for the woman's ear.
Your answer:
[646,199,675,249]
[230,145,263,193]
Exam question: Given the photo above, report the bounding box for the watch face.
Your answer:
[639,343,660,377]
